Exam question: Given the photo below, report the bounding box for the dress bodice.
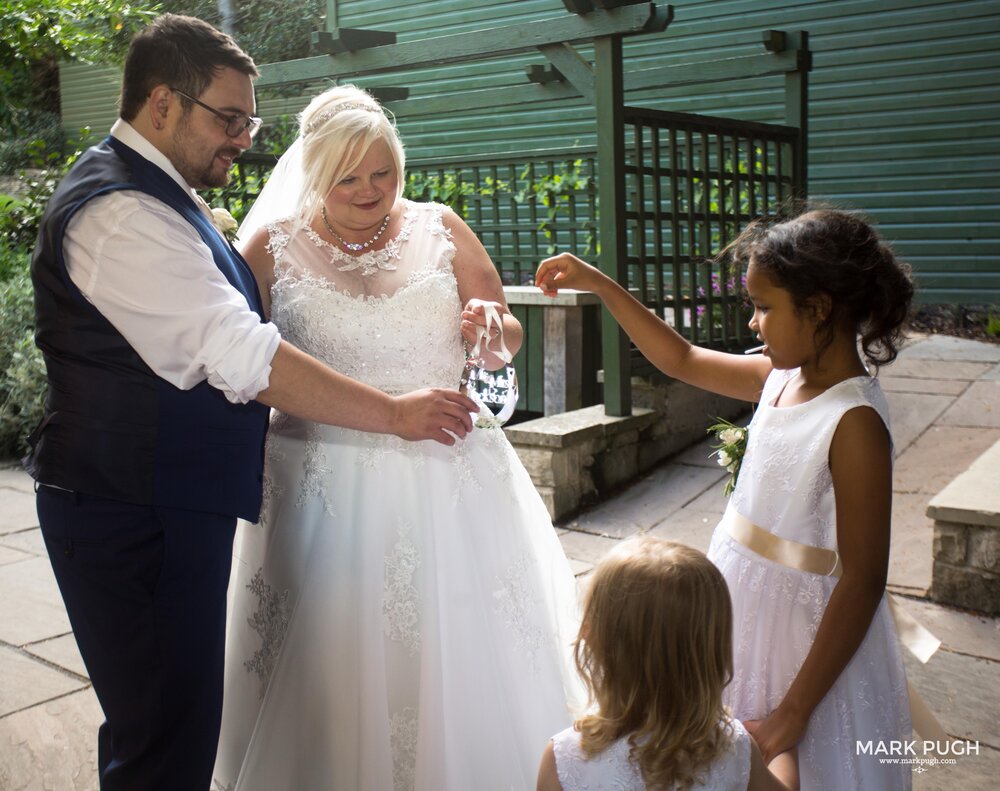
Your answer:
[551,719,751,791]
[265,201,466,395]
[730,367,892,550]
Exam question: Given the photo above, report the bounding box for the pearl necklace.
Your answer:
[321,206,391,253]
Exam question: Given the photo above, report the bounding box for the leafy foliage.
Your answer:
[0,0,156,173]
[0,254,45,459]
[159,0,325,64]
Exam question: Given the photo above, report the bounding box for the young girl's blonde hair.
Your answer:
[295,84,406,225]
[575,537,734,790]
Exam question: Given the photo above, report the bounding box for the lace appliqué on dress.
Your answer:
[297,425,337,516]
[301,203,418,278]
[244,568,291,697]
[384,518,421,655]
[493,555,546,673]
[389,706,419,791]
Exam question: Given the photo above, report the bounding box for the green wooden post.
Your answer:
[594,34,631,417]
[784,30,810,200]
[326,0,337,33]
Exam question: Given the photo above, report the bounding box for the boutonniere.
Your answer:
[211,207,239,241]
[707,417,747,496]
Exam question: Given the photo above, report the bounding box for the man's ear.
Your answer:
[146,84,174,131]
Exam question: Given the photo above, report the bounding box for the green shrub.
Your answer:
[0,109,64,175]
[0,255,45,460]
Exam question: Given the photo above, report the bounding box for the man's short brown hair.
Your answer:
[119,14,258,122]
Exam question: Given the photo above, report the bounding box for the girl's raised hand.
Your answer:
[535,252,607,296]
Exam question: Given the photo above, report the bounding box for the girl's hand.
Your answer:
[461,298,507,348]
[535,252,606,296]
[744,707,808,765]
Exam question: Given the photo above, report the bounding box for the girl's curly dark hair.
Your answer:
[727,207,914,368]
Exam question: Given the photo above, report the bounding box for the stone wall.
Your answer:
[505,375,746,522]
[928,439,1000,615]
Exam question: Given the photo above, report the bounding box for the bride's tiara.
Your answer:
[304,102,383,134]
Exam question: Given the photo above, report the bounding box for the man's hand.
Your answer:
[391,388,478,445]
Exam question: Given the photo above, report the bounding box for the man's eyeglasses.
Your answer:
[171,88,262,139]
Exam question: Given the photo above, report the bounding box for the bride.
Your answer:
[211,85,584,790]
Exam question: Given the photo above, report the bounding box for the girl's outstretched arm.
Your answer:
[747,405,892,762]
[536,253,770,403]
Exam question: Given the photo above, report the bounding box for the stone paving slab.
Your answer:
[900,335,1000,363]
[0,466,33,492]
[0,556,71,646]
[888,492,936,593]
[880,376,970,396]
[0,526,46,557]
[902,598,1000,663]
[937,381,1000,429]
[0,645,87,718]
[567,463,723,538]
[893,426,1000,496]
[984,362,1000,382]
[905,648,1000,746]
[0,687,101,791]
[886,392,955,455]
[0,488,39,536]
[886,358,994,382]
[912,744,1000,791]
[647,506,720,555]
[24,634,88,679]
[0,544,32,568]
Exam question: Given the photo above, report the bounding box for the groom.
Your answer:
[26,14,476,790]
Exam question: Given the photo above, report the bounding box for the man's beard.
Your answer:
[169,117,240,189]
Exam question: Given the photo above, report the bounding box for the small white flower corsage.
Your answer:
[211,207,239,241]
[707,417,748,496]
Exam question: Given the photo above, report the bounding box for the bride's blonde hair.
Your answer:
[295,84,406,225]
[574,537,734,790]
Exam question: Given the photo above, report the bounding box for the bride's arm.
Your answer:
[444,207,523,370]
[238,226,275,319]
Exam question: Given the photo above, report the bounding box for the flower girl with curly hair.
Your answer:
[538,536,797,791]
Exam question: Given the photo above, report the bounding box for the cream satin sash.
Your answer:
[721,507,948,742]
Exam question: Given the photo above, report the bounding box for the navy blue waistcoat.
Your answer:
[25,136,270,521]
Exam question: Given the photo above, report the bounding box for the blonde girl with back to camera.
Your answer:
[538,536,798,791]
[536,209,916,789]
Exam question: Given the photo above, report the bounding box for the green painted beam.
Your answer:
[256,3,673,87]
[537,42,596,102]
[385,81,585,119]
[626,48,807,91]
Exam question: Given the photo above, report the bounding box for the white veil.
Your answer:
[235,137,306,248]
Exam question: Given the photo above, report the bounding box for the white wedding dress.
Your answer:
[212,201,583,791]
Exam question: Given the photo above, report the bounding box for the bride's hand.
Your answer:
[391,388,477,445]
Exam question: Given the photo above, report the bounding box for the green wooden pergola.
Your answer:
[255,0,811,417]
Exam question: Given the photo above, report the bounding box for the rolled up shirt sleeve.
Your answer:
[64,190,281,404]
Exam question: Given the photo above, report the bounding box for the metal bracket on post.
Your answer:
[762,29,786,53]
[526,64,565,84]
[311,28,396,55]
[367,87,409,103]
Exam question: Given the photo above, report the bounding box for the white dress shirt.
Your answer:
[63,120,280,404]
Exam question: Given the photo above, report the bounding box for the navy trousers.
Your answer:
[37,486,237,791]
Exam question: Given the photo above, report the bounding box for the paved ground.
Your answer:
[1,333,998,790]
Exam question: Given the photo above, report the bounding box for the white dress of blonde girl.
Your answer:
[551,718,752,790]
[707,368,911,790]
[211,200,583,791]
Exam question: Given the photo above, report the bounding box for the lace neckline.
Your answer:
[302,200,418,277]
